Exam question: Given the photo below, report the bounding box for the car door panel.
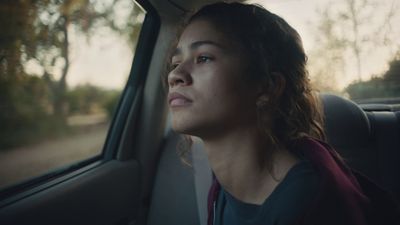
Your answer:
[0,160,140,225]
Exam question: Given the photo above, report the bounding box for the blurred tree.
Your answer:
[0,0,143,148]
[346,56,400,100]
[308,7,346,93]
[1,0,142,118]
[66,84,114,115]
[101,90,121,119]
[308,0,399,92]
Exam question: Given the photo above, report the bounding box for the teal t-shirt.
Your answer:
[214,161,320,225]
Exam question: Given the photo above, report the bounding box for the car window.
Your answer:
[0,0,145,190]
[251,0,400,106]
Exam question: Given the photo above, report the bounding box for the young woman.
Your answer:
[165,2,399,225]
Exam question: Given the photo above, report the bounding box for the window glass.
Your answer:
[251,0,400,104]
[0,0,145,189]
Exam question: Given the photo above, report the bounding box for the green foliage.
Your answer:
[66,84,104,114]
[0,76,122,149]
[66,84,121,118]
[345,59,400,100]
[102,90,121,119]
[0,73,56,148]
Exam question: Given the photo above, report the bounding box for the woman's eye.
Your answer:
[171,63,179,70]
[196,55,212,63]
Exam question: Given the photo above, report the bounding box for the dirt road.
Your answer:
[0,124,108,189]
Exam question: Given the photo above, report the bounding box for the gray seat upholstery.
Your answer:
[321,94,378,180]
[321,94,400,202]
[366,110,400,201]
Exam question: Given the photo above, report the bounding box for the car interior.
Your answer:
[0,0,399,225]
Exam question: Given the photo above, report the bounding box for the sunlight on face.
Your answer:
[167,20,259,139]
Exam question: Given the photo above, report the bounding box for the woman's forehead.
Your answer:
[177,20,228,48]
[173,19,243,58]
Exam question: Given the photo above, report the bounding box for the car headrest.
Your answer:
[320,94,371,147]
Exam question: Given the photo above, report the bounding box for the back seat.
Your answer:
[321,94,400,201]
[366,110,400,200]
[147,94,400,225]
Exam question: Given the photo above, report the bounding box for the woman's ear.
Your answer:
[270,72,286,98]
[256,72,286,104]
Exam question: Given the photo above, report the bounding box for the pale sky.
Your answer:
[32,0,399,91]
[67,27,134,90]
[252,0,400,89]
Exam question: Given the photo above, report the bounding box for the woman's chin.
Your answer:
[171,123,194,135]
[171,119,203,136]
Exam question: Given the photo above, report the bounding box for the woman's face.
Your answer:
[167,19,259,138]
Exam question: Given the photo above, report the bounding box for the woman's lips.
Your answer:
[168,92,192,107]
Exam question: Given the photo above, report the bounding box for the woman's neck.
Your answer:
[202,127,298,205]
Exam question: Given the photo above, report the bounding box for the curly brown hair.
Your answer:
[165,2,326,162]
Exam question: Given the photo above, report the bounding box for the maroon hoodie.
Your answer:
[207,138,400,225]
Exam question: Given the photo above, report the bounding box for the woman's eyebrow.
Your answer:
[190,40,225,50]
[172,40,225,58]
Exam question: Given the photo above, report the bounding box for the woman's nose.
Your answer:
[168,62,193,88]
